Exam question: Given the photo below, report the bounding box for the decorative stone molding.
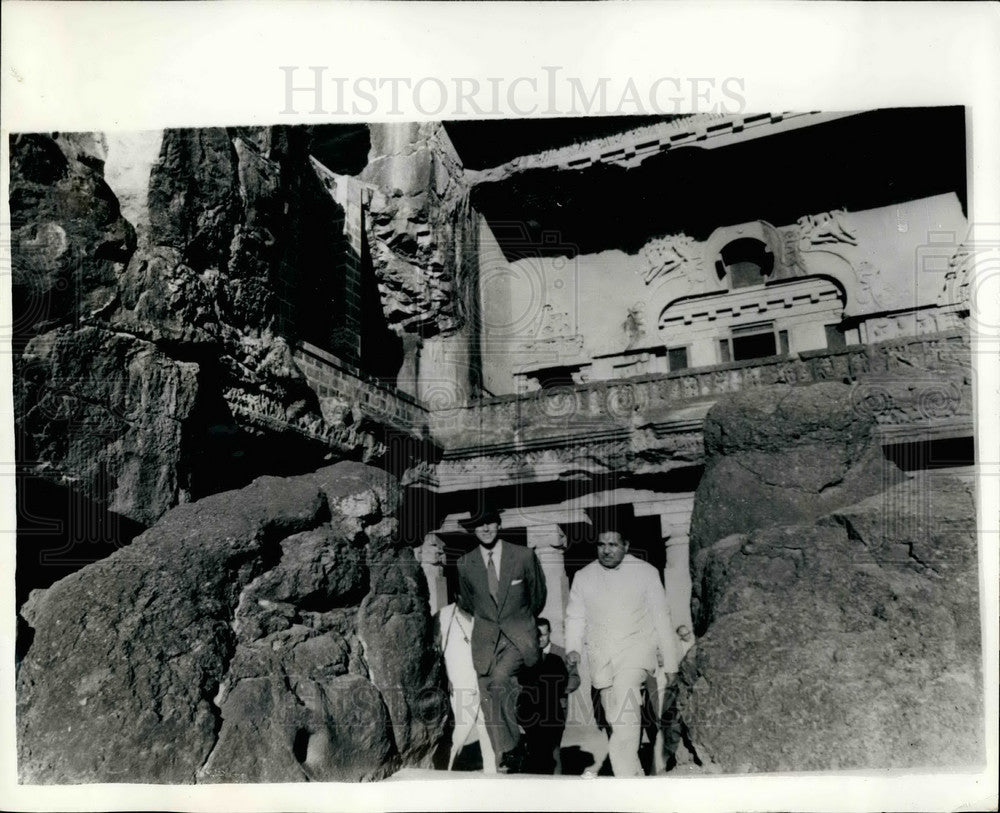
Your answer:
[641,234,707,288]
[796,208,858,250]
[422,329,972,490]
[942,242,973,312]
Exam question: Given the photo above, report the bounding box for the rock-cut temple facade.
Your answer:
[10,108,980,779]
[297,110,973,658]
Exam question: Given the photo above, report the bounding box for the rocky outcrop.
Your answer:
[15,326,200,524]
[361,123,474,337]
[10,128,407,528]
[9,132,135,346]
[666,381,983,772]
[17,462,448,783]
[674,474,983,771]
[688,382,906,561]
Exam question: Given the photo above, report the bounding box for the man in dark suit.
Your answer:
[456,503,547,773]
[517,617,581,774]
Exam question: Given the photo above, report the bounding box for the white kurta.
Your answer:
[565,554,679,690]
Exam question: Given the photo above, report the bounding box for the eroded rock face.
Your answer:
[9,133,135,344]
[688,382,905,561]
[15,326,200,525]
[674,474,983,772]
[10,128,398,528]
[362,123,472,337]
[17,462,447,783]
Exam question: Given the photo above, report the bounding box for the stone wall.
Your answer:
[293,342,428,436]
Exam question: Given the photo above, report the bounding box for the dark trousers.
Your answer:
[477,634,526,765]
[522,721,564,774]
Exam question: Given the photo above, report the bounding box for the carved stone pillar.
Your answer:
[526,524,569,648]
[661,520,695,660]
[415,534,448,616]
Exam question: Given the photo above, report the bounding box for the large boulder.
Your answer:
[17,462,448,783]
[688,382,905,562]
[670,473,983,772]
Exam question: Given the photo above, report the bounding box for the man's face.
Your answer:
[596,531,628,569]
[474,521,499,548]
[537,624,551,650]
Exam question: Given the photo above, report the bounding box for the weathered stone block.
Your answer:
[689,382,905,562]
[17,463,446,783]
[674,470,982,772]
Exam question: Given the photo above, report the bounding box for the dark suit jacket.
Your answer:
[456,541,547,676]
[518,650,570,728]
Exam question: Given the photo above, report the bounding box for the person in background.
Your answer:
[517,617,580,774]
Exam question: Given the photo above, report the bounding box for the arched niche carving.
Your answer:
[656,274,849,364]
[704,221,788,287]
[796,251,863,318]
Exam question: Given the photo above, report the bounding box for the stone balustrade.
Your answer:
[293,341,430,436]
[437,330,971,452]
[290,331,970,457]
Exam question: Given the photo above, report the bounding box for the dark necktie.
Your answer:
[487,551,499,603]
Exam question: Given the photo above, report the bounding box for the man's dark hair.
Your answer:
[537,617,551,631]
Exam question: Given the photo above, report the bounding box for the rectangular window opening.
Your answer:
[824,324,847,350]
[668,346,689,372]
[732,331,777,361]
[719,338,732,363]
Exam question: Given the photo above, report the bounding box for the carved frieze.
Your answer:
[428,330,971,491]
[796,209,858,250]
[942,242,973,312]
[641,234,708,289]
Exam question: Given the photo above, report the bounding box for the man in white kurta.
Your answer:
[565,531,680,776]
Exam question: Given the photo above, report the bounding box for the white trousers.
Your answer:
[598,667,648,777]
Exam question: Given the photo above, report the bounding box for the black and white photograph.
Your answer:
[2,4,998,812]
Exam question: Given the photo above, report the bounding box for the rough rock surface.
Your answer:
[17,462,447,783]
[361,123,474,337]
[10,129,401,527]
[672,474,983,771]
[8,133,135,345]
[688,382,905,560]
[15,326,200,524]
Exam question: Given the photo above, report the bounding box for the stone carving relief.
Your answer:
[796,209,858,250]
[641,234,708,289]
[855,260,881,308]
[780,226,803,274]
[941,242,973,312]
[537,303,572,338]
[522,304,585,357]
[623,304,645,349]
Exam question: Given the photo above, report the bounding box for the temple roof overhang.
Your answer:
[459,107,968,261]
